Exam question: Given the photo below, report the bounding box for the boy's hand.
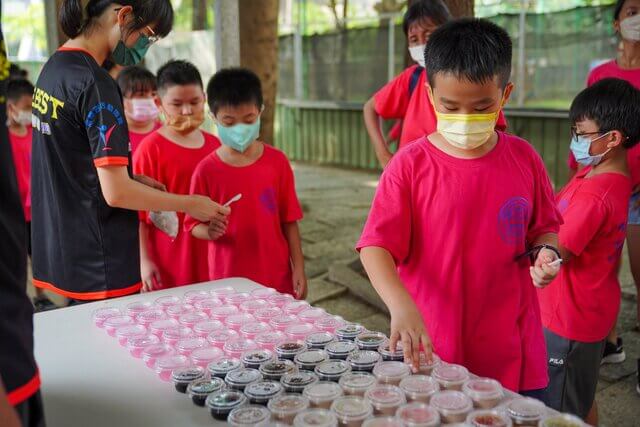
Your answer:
[186,196,230,223]
[292,266,307,300]
[141,258,162,292]
[389,302,433,372]
[207,209,230,240]
[134,174,166,191]
[530,247,560,288]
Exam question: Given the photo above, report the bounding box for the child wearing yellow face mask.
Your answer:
[357,19,562,397]
[133,60,225,292]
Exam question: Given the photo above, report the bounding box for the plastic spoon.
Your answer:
[547,259,563,267]
[224,193,242,207]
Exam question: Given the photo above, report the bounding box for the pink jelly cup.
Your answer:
[250,287,277,299]
[210,286,237,301]
[184,289,213,305]
[136,309,168,327]
[148,318,180,338]
[153,295,183,310]
[124,301,154,317]
[239,299,270,314]
[142,343,175,369]
[240,321,273,340]
[207,329,240,349]
[155,354,190,381]
[92,307,122,328]
[103,315,135,337]
[163,326,196,346]
[191,346,224,368]
[115,324,148,346]
[223,338,258,359]
[285,323,318,341]
[165,303,196,319]
[270,314,300,332]
[314,316,346,333]
[283,300,311,315]
[193,319,224,338]
[254,307,284,323]
[127,334,160,358]
[225,313,257,331]
[178,311,209,329]
[176,337,208,356]
[209,305,241,322]
[225,292,252,307]
[254,330,287,351]
[194,298,223,315]
[298,308,328,324]
[267,293,295,308]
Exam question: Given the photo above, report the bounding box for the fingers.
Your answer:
[400,330,413,367]
[153,272,162,291]
[217,205,231,216]
[420,333,433,364]
[389,330,400,354]
[410,330,421,372]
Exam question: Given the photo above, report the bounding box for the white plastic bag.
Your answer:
[149,211,179,240]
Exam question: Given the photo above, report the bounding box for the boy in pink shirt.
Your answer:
[538,79,640,424]
[185,68,306,298]
[357,19,562,394]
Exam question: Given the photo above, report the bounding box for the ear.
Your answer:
[116,5,134,27]
[502,82,514,107]
[607,130,625,148]
[425,83,434,105]
[613,19,620,35]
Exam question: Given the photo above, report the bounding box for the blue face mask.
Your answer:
[217,118,261,153]
[112,34,151,66]
[569,132,611,167]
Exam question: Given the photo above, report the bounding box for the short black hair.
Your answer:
[402,0,451,36]
[206,68,263,115]
[614,0,627,20]
[425,18,512,88]
[9,64,28,80]
[570,78,640,149]
[7,78,34,103]
[156,60,203,95]
[117,66,157,97]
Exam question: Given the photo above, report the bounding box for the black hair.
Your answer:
[102,58,116,72]
[7,78,34,103]
[117,66,157,97]
[156,60,203,94]
[9,64,28,80]
[569,78,640,149]
[60,0,173,39]
[424,18,512,88]
[402,0,451,36]
[614,0,629,21]
[206,68,263,115]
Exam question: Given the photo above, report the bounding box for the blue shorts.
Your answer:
[629,191,640,226]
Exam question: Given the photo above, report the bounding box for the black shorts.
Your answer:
[14,390,46,427]
[543,328,605,419]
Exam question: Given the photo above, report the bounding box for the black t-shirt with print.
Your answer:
[31,48,141,300]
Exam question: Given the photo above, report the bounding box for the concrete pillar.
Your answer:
[214,0,241,69]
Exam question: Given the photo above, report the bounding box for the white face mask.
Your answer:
[620,14,640,41]
[13,110,32,126]
[408,44,426,68]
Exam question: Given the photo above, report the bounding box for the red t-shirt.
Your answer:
[8,127,32,221]
[133,130,219,288]
[568,60,640,190]
[129,122,162,154]
[538,168,630,342]
[357,133,561,392]
[374,65,508,150]
[184,144,303,295]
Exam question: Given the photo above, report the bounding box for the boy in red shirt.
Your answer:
[134,60,224,291]
[357,19,562,395]
[185,68,306,298]
[538,78,640,424]
[117,66,161,154]
[7,78,56,312]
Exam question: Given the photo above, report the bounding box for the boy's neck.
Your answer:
[128,120,156,134]
[216,141,264,167]
[588,148,629,178]
[428,131,499,160]
[8,122,27,137]
[618,41,640,69]
[158,126,204,149]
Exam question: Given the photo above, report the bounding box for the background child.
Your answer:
[117,65,161,153]
[538,78,640,424]
[357,19,562,395]
[134,60,222,291]
[7,78,56,312]
[185,68,306,298]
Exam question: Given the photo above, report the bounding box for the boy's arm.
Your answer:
[363,97,393,168]
[0,380,20,427]
[283,221,306,300]
[529,233,562,288]
[360,246,433,371]
[139,222,162,292]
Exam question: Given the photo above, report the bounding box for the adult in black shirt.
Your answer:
[31,0,229,301]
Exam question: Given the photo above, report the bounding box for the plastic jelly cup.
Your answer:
[223,338,258,359]
[154,295,182,310]
[281,371,320,394]
[259,359,298,381]
[225,292,252,307]
[269,393,311,425]
[378,343,405,362]
[206,390,248,421]
[432,364,470,391]
[430,390,473,424]
[115,324,147,346]
[293,409,339,427]
[240,321,273,340]
[538,414,585,427]
[225,368,263,391]
[250,287,277,299]
[207,329,240,349]
[135,309,168,327]
[241,349,275,369]
[226,313,257,331]
[305,332,337,350]
[193,319,224,338]
[171,365,206,393]
[365,384,407,416]
[228,404,272,426]
[467,409,513,427]
[154,354,190,381]
[330,396,374,427]
[124,301,154,317]
[239,299,270,314]
[127,334,161,358]
[210,286,237,301]
[314,316,346,333]
[244,380,285,405]
[176,337,207,357]
[187,377,226,406]
[178,311,209,329]
[270,314,300,332]
[346,350,382,372]
[283,300,311,315]
[325,340,358,360]
[163,326,196,346]
[184,289,213,305]
[372,361,411,386]
[338,372,377,397]
[503,398,547,427]
[255,330,287,351]
[295,349,330,371]
[165,303,195,319]
[268,293,295,308]
[191,346,224,368]
[207,358,242,379]
[286,323,318,341]
[399,375,440,403]
[103,315,135,337]
[335,324,367,342]
[362,417,404,427]
[92,307,122,328]
[148,318,180,338]
[417,353,442,376]
[395,402,442,427]
[354,331,388,351]
[194,298,223,315]
[298,308,328,324]
[209,305,240,322]
[303,381,344,409]
[462,378,505,409]
[276,341,308,361]
[254,307,284,323]
[314,360,352,383]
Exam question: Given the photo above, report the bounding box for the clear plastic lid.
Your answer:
[267,293,295,308]
[207,358,242,377]
[314,360,352,380]
[206,390,248,413]
[165,303,195,319]
[295,350,329,369]
[176,337,207,356]
[362,417,405,427]
[396,402,442,427]
[325,340,358,358]
[191,346,224,367]
[430,391,474,417]
[302,381,343,403]
[148,318,180,337]
[378,343,405,361]
[225,292,252,306]
[504,398,547,424]
[239,299,270,314]
[223,338,258,358]
[178,311,209,328]
[251,287,277,299]
[270,314,300,331]
[115,324,147,346]
[305,332,336,349]
[314,316,346,333]
[283,300,311,315]
[399,375,440,400]
[286,323,318,341]
[268,393,311,416]
[240,321,273,339]
[254,306,284,323]
[330,396,374,422]
[347,350,382,369]
[193,319,224,337]
[432,364,470,387]
[338,372,377,394]
[184,289,213,304]
[154,354,190,381]
[293,409,338,427]
[276,341,308,358]
[172,365,206,385]
[538,414,585,427]
[259,359,298,379]
[244,380,284,401]
[135,309,167,326]
[467,409,513,427]
[254,330,287,350]
[125,301,154,317]
[281,371,320,392]
[225,368,263,388]
[126,334,160,352]
[226,313,257,331]
[193,297,223,314]
[418,353,442,374]
[142,343,175,366]
[242,349,275,368]
[207,329,240,348]
[364,385,407,409]
[187,377,226,398]
[209,305,241,321]
[373,361,411,383]
[210,286,237,300]
[462,378,504,403]
[103,315,135,335]
[335,323,367,340]
[228,404,271,426]
[163,326,196,345]
[154,295,182,309]
[298,308,327,323]
[92,306,122,327]
[355,331,389,350]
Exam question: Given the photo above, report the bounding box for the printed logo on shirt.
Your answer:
[557,199,569,215]
[85,102,125,151]
[497,196,530,245]
[548,357,564,366]
[259,188,278,215]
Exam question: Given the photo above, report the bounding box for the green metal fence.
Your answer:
[275,99,571,188]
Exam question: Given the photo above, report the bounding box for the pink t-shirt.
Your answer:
[568,60,640,190]
[8,127,32,221]
[357,133,561,392]
[374,65,507,150]
[129,122,162,154]
[184,144,303,295]
[538,168,630,342]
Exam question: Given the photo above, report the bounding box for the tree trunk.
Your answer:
[443,0,474,18]
[192,0,208,30]
[239,0,279,145]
